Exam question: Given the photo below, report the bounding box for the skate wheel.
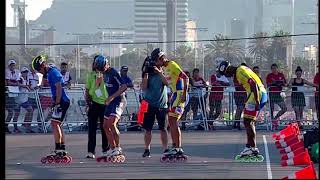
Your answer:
[54,156,61,163]
[121,156,126,162]
[41,157,47,164]
[256,155,264,162]
[68,156,73,163]
[61,156,68,163]
[169,156,175,163]
[160,156,167,163]
[47,156,54,163]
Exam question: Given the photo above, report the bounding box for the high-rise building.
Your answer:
[230,18,245,49]
[134,0,188,43]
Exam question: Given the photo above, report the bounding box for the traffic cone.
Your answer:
[281,148,311,166]
[273,123,299,140]
[282,162,317,179]
[281,146,305,160]
[279,141,304,154]
[275,134,303,149]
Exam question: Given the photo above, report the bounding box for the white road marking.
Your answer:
[263,135,272,179]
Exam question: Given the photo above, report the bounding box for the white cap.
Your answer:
[8,59,16,65]
[21,67,29,73]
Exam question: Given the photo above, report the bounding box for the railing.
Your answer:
[5,85,319,133]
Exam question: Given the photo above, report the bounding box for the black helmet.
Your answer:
[151,48,165,61]
[218,61,231,75]
[32,55,47,71]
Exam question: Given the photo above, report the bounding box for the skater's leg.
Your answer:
[109,116,120,148]
[168,116,181,148]
[243,118,256,148]
[103,117,115,149]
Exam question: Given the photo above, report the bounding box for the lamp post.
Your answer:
[186,27,208,77]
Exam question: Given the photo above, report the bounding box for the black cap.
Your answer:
[121,65,128,71]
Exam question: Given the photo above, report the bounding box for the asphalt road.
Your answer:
[5,131,319,179]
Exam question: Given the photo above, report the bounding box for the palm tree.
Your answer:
[205,34,245,64]
[270,30,291,61]
[248,32,270,64]
[173,44,194,69]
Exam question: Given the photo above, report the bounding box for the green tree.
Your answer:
[269,30,291,61]
[173,44,194,69]
[248,32,270,64]
[205,34,245,64]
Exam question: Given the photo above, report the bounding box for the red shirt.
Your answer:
[209,74,224,100]
[314,72,319,96]
[266,72,287,92]
[234,77,246,97]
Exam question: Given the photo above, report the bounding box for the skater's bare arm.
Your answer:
[55,82,62,104]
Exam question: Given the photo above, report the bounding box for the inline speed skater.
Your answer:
[218,60,267,162]
[32,55,72,164]
[151,48,189,162]
[93,55,128,163]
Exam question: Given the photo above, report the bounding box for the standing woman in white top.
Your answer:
[5,59,21,133]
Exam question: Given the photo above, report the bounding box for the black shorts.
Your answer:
[50,100,70,123]
[28,98,38,109]
[142,105,168,131]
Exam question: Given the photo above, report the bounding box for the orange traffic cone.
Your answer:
[281,146,305,160]
[279,141,304,154]
[281,148,311,166]
[275,134,303,149]
[282,162,317,179]
[273,123,300,140]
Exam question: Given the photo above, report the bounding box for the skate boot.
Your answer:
[142,149,151,158]
[161,147,188,163]
[97,147,125,163]
[41,150,71,164]
[235,145,264,162]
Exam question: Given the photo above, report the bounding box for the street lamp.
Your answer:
[186,27,208,77]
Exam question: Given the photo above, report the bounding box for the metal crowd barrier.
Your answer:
[268,86,319,130]
[5,85,318,133]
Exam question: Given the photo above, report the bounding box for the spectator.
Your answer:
[314,66,319,120]
[60,62,72,88]
[5,59,20,133]
[120,65,134,88]
[266,63,287,130]
[189,68,207,121]
[85,57,109,159]
[181,70,192,130]
[12,67,35,133]
[233,77,247,130]
[253,66,263,83]
[288,66,316,129]
[209,70,229,130]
